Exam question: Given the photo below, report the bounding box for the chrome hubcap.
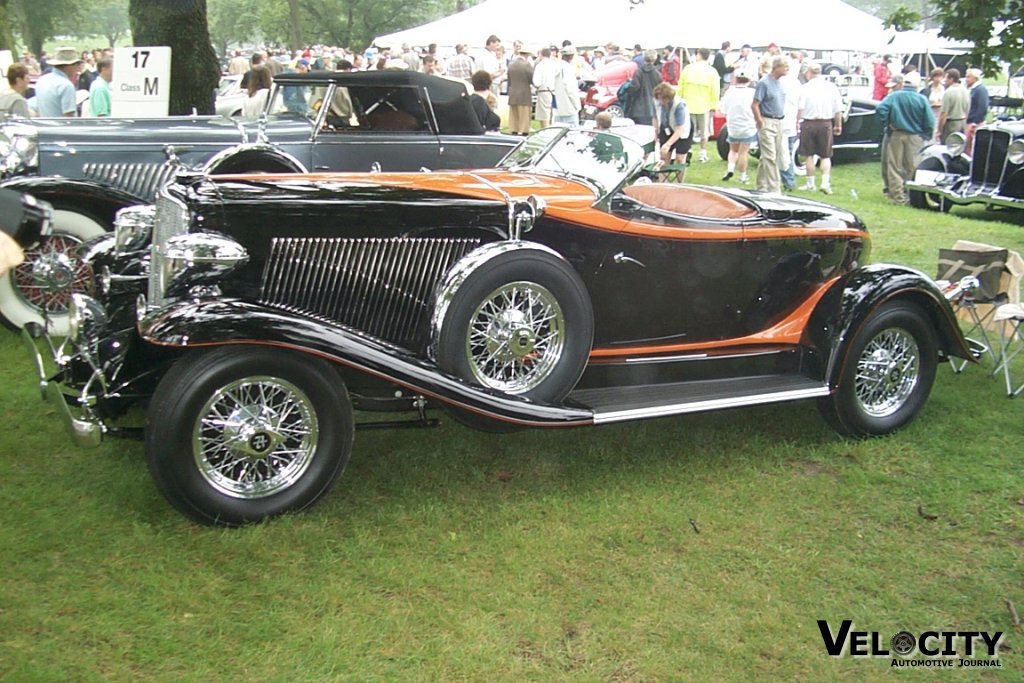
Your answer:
[193,376,318,499]
[466,281,565,393]
[12,235,92,315]
[854,328,920,418]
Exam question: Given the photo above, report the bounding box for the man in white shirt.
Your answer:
[478,35,505,96]
[797,62,844,194]
[552,46,581,124]
[532,47,559,127]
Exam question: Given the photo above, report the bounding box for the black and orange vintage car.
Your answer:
[24,126,971,526]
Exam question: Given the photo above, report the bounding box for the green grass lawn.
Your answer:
[1,156,1023,681]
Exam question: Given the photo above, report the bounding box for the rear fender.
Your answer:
[202,143,307,175]
[139,298,592,427]
[805,264,973,387]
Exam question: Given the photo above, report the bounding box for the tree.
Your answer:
[885,0,1023,74]
[208,0,265,57]
[10,0,81,57]
[77,0,132,47]
[0,0,16,53]
[129,0,220,115]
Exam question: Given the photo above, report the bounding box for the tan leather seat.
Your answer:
[624,184,757,220]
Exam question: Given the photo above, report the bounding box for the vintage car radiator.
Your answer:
[261,237,481,348]
[83,162,178,202]
[970,128,1011,188]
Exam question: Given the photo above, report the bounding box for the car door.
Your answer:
[310,83,442,172]
[587,185,759,348]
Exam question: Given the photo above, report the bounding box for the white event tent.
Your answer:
[374,0,888,52]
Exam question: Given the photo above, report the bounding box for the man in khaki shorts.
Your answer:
[797,62,844,195]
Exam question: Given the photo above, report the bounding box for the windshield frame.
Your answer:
[498,126,646,200]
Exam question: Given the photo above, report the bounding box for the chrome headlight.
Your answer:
[159,232,248,300]
[946,132,967,157]
[1008,139,1024,166]
[114,205,155,254]
[68,293,109,347]
[0,122,39,176]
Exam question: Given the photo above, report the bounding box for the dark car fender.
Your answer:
[138,298,593,428]
[916,143,970,175]
[202,143,307,175]
[804,264,973,387]
[0,176,143,228]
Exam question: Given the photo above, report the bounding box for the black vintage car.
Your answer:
[0,70,519,333]
[907,118,1024,212]
[715,97,884,161]
[23,127,971,526]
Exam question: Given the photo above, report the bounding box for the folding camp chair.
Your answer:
[993,304,1024,398]
[937,244,1011,372]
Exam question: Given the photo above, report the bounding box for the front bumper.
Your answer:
[21,322,105,448]
[907,169,1024,209]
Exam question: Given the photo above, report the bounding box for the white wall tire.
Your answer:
[0,209,107,334]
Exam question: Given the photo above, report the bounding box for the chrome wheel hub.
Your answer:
[467,281,565,394]
[193,376,318,499]
[854,328,920,418]
[484,309,539,361]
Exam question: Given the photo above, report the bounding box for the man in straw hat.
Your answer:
[35,46,83,117]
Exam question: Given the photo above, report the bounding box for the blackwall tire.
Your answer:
[146,346,354,526]
[908,158,952,212]
[0,209,107,334]
[435,250,593,430]
[717,124,730,160]
[818,302,938,438]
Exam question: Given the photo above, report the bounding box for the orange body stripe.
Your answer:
[215,170,867,241]
[589,275,840,358]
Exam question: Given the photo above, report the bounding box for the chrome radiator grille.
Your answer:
[261,237,481,348]
[82,162,177,201]
[969,128,1010,187]
[147,194,190,309]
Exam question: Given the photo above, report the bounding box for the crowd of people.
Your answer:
[0,36,996,202]
[2,46,116,118]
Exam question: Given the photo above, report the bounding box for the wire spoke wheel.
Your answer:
[193,376,319,499]
[466,281,565,393]
[854,328,920,418]
[818,301,937,438]
[11,234,94,315]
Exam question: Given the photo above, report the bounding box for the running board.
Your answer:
[569,375,831,424]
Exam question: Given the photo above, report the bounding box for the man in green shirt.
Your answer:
[876,74,935,204]
[88,57,113,117]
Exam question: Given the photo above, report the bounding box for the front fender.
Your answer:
[917,143,970,175]
[139,298,592,427]
[0,176,143,228]
[805,264,973,387]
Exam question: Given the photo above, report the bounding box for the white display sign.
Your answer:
[111,46,171,118]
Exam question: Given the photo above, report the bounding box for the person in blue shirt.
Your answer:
[282,59,311,114]
[752,57,790,193]
[654,82,692,182]
[964,68,989,155]
[34,46,82,117]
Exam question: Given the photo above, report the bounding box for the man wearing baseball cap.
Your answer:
[35,46,83,117]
